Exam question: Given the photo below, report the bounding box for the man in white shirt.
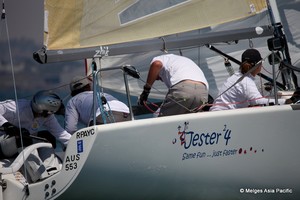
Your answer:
[210,49,298,111]
[0,90,71,158]
[65,76,130,134]
[138,54,209,116]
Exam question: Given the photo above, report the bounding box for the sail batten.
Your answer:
[44,0,267,50]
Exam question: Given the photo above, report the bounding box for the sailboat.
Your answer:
[1,0,300,199]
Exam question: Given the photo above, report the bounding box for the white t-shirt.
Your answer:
[0,99,71,146]
[151,54,209,89]
[210,72,286,111]
[65,91,129,134]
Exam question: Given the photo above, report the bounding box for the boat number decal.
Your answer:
[173,122,264,161]
[65,154,80,171]
[76,128,95,139]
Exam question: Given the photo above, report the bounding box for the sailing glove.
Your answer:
[1,122,30,137]
[1,122,32,147]
[1,122,20,137]
[138,86,151,106]
[289,87,300,103]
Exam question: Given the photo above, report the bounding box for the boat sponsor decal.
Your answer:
[174,122,264,161]
[76,128,95,139]
[77,140,84,153]
[65,154,80,171]
[175,122,231,149]
[181,147,264,161]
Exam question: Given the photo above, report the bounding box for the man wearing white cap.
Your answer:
[65,76,130,134]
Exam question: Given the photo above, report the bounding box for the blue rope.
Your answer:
[95,78,115,124]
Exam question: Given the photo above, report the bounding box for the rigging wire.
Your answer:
[1,0,29,188]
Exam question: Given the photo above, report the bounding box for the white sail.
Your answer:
[44,0,267,50]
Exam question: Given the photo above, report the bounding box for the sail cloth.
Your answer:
[83,0,300,100]
[44,0,267,50]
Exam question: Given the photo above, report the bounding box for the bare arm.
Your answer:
[138,60,163,106]
[145,60,163,89]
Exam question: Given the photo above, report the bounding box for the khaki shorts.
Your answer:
[159,80,208,117]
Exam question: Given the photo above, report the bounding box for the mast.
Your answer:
[266,0,298,91]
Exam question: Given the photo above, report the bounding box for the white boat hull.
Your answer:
[55,104,300,200]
